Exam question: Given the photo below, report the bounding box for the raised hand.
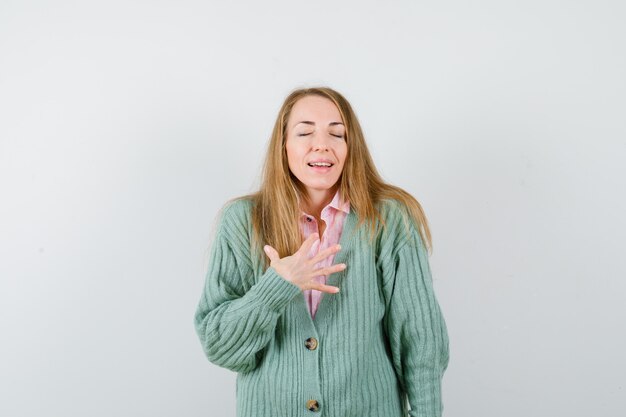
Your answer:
[263,233,346,293]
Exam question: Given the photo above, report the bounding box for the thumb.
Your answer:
[263,244,280,263]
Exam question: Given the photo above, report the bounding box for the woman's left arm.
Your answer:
[381,217,450,417]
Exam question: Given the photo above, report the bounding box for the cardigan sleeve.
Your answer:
[193,202,302,373]
[380,207,450,417]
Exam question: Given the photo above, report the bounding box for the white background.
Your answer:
[1,1,625,416]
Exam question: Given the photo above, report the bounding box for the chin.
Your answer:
[312,179,335,185]
[305,181,338,190]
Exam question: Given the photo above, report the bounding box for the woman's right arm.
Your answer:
[193,203,302,373]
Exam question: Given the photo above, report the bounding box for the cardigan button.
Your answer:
[304,337,318,350]
[306,399,320,412]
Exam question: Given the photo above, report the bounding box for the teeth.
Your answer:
[308,162,332,167]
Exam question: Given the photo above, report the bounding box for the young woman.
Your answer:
[194,87,450,417]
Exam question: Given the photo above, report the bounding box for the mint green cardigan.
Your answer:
[194,197,450,417]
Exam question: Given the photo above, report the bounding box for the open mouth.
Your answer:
[307,162,334,168]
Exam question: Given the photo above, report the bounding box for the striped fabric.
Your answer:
[194,197,450,417]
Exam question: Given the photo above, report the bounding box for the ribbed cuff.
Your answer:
[246,266,302,312]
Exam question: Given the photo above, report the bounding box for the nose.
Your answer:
[312,143,328,152]
[311,133,331,151]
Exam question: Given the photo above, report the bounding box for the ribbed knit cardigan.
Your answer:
[194,197,450,417]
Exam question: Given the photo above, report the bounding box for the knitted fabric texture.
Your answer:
[194,198,450,417]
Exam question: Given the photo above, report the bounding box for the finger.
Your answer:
[263,245,280,263]
[312,263,347,277]
[297,232,319,255]
[310,283,340,294]
[309,243,342,265]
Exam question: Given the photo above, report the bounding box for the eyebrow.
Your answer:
[295,121,344,127]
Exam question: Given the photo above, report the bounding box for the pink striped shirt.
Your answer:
[298,189,350,319]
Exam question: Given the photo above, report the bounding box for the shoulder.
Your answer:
[220,196,254,220]
[377,198,408,221]
[215,196,255,238]
[375,198,422,252]
[376,198,413,235]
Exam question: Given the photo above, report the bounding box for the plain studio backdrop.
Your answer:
[1,0,625,416]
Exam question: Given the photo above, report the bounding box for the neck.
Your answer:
[302,186,338,218]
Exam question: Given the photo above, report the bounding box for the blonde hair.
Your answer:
[229,86,433,269]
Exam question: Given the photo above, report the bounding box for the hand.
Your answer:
[263,233,347,293]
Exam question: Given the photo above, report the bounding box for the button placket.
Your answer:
[303,335,321,412]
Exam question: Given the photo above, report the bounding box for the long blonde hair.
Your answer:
[229,86,433,269]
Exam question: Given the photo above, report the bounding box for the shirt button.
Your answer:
[304,337,318,350]
[306,399,320,412]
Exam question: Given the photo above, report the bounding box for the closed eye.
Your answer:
[297,133,344,139]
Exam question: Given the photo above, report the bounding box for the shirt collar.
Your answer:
[299,188,351,219]
[327,188,351,214]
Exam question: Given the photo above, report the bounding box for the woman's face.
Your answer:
[285,95,348,200]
